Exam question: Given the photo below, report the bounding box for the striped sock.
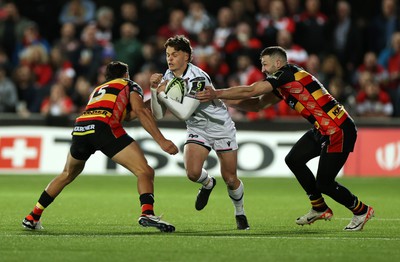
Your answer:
[140,193,155,216]
[311,197,329,212]
[351,198,367,215]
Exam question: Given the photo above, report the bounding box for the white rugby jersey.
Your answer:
[163,63,235,132]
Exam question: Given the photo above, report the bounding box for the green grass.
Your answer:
[0,175,399,262]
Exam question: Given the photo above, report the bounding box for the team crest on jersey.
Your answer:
[270,70,284,80]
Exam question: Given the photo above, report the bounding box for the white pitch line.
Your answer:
[334,217,400,221]
[2,234,400,241]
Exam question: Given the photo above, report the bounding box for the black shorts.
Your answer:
[313,118,357,153]
[70,121,134,160]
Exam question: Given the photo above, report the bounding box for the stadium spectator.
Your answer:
[197,46,374,231]
[59,0,96,35]
[229,0,256,26]
[40,83,73,116]
[132,63,158,104]
[353,51,389,90]
[12,21,51,67]
[53,22,80,60]
[49,45,74,83]
[0,2,32,60]
[255,0,296,47]
[140,38,166,72]
[367,0,400,55]
[0,62,18,113]
[197,51,230,89]
[224,21,263,69]
[328,76,357,116]
[294,0,328,56]
[94,6,114,47]
[139,0,167,42]
[56,67,76,97]
[276,29,308,68]
[112,1,140,40]
[212,7,235,51]
[326,0,364,83]
[304,53,323,80]
[286,0,303,17]
[192,27,216,65]
[378,31,400,68]
[355,78,393,117]
[22,61,178,232]
[182,1,214,39]
[70,75,92,113]
[386,32,400,116]
[157,9,188,48]
[70,23,104,84]
[19,44,53,89]
[12,64,40,113]
[113,22,142,76]
[150,35,250,230]
[319,54,344,88]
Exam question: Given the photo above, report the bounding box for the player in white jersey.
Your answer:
[150,35,249,229]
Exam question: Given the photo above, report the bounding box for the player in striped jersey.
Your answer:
[150,35,250,230]
[197,46,374,231]
[22,61,178,232]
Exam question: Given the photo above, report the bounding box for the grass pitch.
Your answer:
[0,175,399,262]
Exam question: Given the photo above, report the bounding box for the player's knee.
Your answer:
[186,170,201,182]
[223,175,238,188]
[135,165,154,179]
[285,153,296,168]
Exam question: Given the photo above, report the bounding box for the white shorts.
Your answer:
[185,125,238,152]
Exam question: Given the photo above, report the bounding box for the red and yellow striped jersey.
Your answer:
[75,78,143,136]
[267,64,353,135]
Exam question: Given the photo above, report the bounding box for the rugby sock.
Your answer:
[228,180,245,216]
[140,193,155,216]
[29,190,54,221]
[310,197,329,212]
[196,168,213,189]
[350,198,367,215]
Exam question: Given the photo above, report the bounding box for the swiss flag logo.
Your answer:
[0,137,41,169]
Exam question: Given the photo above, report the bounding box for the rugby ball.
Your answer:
[165,77,187,103]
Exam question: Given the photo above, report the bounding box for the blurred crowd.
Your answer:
[0,0,399,121]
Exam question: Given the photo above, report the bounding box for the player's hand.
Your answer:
[150,73,163,89]
[157,80,168,93]
[159,139,179,155]
[196,86,216,102]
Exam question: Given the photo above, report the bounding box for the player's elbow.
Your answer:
[153,112,164,120]
[174,111,191,121]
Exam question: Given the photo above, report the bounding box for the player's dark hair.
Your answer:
[165,35,193,62]
[105,61,129,81]
[260,46,287,62]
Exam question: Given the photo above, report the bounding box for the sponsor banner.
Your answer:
[0,126,322,177]
[345,128,400,176]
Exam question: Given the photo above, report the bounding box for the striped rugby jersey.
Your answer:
[267,64,353,135]
[75,78,143,137]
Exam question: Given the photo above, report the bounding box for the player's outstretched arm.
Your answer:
[130,92,178,155]
[197,81,274,102]
[224,93,281,112]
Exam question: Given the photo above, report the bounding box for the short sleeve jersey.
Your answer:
[266,64,353,135]
[75,78,143,136]
[163,63,234,130]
